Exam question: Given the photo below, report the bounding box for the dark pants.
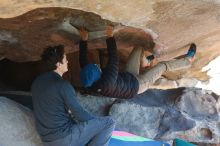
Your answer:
[43,116,115,146]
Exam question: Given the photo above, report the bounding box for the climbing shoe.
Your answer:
[186,43,197,58]
[146,54,155,64]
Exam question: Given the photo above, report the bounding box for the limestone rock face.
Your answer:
[0,96,43,146]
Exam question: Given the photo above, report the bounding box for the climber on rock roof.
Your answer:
[79,25,197,99]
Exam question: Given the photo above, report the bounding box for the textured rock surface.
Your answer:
[1,1,220,145]
[109,88,220,144]
[76,93,115,116]
[0,8,154,62]
[1,1,220,87]
[0,96,42,146]
[110,101,167,138]
[1,87,220,145]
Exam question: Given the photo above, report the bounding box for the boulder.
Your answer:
[0,87,220,144]
[0,96,42,146]
[109,88,220,144]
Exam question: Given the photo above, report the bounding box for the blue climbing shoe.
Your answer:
[186,43,197,58]
[146,54,155,64]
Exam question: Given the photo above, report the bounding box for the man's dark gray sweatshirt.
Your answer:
[31,71,94,142]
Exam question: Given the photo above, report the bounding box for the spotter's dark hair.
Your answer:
[41,45,65,71]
